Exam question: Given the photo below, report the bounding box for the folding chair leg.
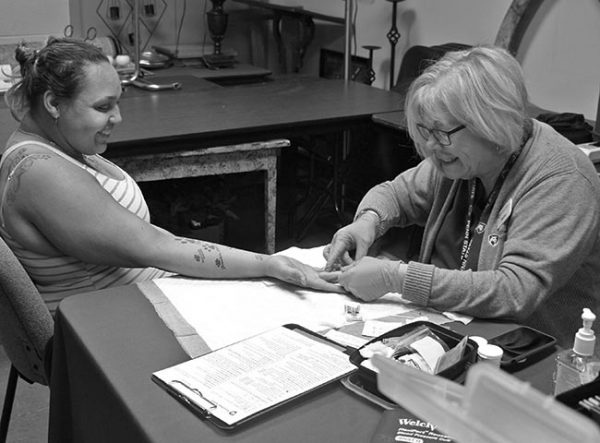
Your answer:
[0,364,18,443]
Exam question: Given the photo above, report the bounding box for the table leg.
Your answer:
[265,157,277,254]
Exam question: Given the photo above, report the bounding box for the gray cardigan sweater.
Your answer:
[358,120,600,346]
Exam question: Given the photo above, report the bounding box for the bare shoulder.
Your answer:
[2,141,52,168]
[4,142,88,176]
[2,143,98,205]
[3,142,68,173]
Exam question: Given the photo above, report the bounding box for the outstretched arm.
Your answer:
[4,151,342,292]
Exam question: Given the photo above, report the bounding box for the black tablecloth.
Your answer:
[47,281,556,442]
[48,284,385,443]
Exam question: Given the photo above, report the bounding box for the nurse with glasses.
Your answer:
[321,45,600,347]
[416,124,465,147]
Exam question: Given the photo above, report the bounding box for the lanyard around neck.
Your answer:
[459,149,521,270]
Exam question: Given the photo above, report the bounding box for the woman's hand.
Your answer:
[320,256,406,301]
[323,212,379,271]
[264,255,346,293]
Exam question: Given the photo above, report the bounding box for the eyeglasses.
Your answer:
[416,123,466,147]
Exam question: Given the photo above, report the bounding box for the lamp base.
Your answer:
[201,54,236,69]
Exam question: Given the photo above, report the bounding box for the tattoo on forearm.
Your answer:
[6,153,51,204]
[201,243,226,270]
[174,237,200,244]
[215,254,226,269]
[175,238,226,269]
[194,248,206,263]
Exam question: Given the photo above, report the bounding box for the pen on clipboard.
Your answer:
[171,380,238,416]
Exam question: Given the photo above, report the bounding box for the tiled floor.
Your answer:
[0,174,344,442]
[0,346,49,442]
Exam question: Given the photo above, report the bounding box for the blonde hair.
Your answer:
[405,45,529,157]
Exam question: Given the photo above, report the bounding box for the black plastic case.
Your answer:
[343,321,478,407]
[556,375,600,425]
[487,326,557,372]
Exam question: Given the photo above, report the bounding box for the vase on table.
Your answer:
[207,0,228,55]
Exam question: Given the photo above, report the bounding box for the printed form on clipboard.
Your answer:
[151,324,356,430]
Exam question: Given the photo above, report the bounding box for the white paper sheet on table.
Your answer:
[153,246,415,350]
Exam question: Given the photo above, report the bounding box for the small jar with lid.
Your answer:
[477,343,504,367]
[469,336,488,349]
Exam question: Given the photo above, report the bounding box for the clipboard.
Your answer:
[152,324,356,431]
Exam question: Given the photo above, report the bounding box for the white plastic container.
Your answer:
[372,355,600,443]
[554,308,600,395]
[477,343,504,367]
[469,336,488,348]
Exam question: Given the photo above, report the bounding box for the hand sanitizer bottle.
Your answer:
[554,308,600,395]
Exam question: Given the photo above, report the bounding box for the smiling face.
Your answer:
[420,118,507,189]
[405,47,530,191]
[56,61,122,156]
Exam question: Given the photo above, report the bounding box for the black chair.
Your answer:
[392,43,472,96]
[0,236,53,442]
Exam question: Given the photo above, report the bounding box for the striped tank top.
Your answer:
[0,138,172,311]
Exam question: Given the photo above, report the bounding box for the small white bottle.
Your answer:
[469,336,488,349]
[554,308,600,395]
[477,343,503,367]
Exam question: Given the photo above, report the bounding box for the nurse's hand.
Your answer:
[320,257,405,301]
[323,212,379,271]
[265,255,346,293]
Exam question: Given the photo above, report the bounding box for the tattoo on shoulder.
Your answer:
[7,149,50,170]
[5,153,52,204]
[254,254,264,261]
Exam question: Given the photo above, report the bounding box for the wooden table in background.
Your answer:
[113,139,290,254]
[0,70,404,252]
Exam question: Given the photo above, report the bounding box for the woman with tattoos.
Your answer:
[0,37,341,312]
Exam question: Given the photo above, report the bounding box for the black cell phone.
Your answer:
[487,326,557,372]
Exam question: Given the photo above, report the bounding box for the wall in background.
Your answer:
[518,0,600,120]
[0,1,252,65]
[292,0,600,120]
[0,0,70,66]
[0,0,69,43]
[69,0,251,62]
[1,0,599,119]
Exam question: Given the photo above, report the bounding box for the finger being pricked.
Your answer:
[280,260,347,293]
[281,269,308,287]
[325,248,354,271]
[318,270,341,283]
[324,233,350,269]
[306,276,347,293]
